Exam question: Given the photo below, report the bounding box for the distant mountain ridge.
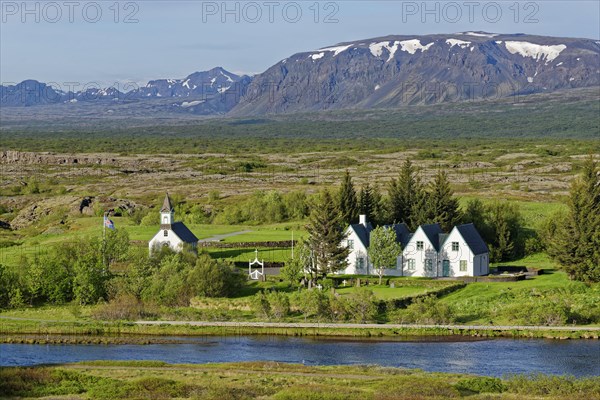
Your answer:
[1,32,599,116]
[0,67,251,115]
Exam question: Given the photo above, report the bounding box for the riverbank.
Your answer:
[1,316,599,344]
[1,360,599,399]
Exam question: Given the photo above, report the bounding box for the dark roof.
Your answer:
[170,222,198,243]
[160,193,173,213]
[384,223,412,247]
[438,233,449,250]
[420,223,444,251]
[455,223,489,255]
[350,222,373,248]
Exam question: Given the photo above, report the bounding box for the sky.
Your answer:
[1,1,599,87]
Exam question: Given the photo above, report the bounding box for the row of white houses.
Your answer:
[340,215,489,277]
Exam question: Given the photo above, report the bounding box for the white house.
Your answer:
[339,216,489,278]
[438,224,490,277]
[148,193,198,253]
[341,215,411,276]
[402,224,444,278]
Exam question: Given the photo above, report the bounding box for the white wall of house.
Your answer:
[341,227,369,275]
[149,229,183,252]
[439,229,489,277]
[401,227,438,277]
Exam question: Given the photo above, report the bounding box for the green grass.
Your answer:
[1,361,599,400]
[0,217,306,266]
[336,286,429,300]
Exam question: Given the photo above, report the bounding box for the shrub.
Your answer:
[267,291,290,320]
[345,289,378,323]
[253,291,271,319]
[454,377,506,394]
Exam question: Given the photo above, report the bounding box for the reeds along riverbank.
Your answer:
[0,319,598,343]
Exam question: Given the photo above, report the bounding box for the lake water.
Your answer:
[1,336,599,377]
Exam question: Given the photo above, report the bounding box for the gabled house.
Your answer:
[149,193,198,253]
[339,218,490,278]
[438,223,489,277]
[402,224,444,277]
[343,215,373,275]
[341,215,411,276]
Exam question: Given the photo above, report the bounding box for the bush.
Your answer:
[267,291,290,320]
[454,377,506,394]
[253,291,271,319]
[190,254,245,298]
[345,289,378,323]
[390,295,455,324]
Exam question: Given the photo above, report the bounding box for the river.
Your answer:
[1,336,598,377]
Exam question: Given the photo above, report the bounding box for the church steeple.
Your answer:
[160,193,174,226]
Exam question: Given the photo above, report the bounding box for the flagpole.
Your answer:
[291,230,294,259]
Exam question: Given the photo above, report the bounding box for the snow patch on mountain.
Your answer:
[369,41,400,61]
[399,39,434,54]
[504,41,567,63]
[318,44,353,56]
[463,32,498,38]
[181,100,204,108]
[446,38,472,49]
[310,52,325,61]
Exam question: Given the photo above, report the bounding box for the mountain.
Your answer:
[1,33,599,116]
[0,67,251,115]
[0,80,66,106]
[231,32,600,115]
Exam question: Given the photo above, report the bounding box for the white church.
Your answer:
[148,194,198,253]
[340,215,489,277]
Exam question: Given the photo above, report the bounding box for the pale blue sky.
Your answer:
[1,1,599,86]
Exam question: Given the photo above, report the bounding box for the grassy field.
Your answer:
[1,360,599,400]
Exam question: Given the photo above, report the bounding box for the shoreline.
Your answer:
[1,317,598,344]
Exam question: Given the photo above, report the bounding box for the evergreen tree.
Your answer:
[486,202,522,263]
[359,183,375,222]
[371,183,386,226]
[388,160,422,226]
[337,170,359,226]
[547,156,600,282]
[306,190,350,278]
[425,170,461,232]
[409,187,431,230]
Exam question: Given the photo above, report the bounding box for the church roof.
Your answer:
[160,193,173,212]
[170,222,198,243]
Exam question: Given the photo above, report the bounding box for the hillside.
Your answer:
[1,32,598,118]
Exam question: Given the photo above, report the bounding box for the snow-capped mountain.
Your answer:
[2,33,599,115]
[231,32,600,115]
[129,67,244,99]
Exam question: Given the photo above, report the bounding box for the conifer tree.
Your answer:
[359,183,375,222]
[425,170,461,232]
[548,156,600,282]
[388,159,422,226]
[306,190,350,278]
[337,170,359,226]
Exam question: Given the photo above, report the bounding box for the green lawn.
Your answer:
[0,217,306,266]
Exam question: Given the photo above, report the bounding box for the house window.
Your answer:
[416,241,424,250]
[347,240,354,250]
[164,230,168,237]
[452,242,459,251]
[357,257,365,269]
[425,259,433,271]
[460,260,467,271]
[407,259,416,271]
